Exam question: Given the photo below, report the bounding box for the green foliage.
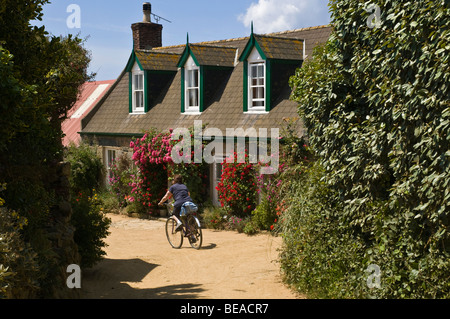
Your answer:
[288,0,450,298]
[0,185,40,299]
[130,129,171,214]
[251,197,276,231]
[70,191,111,268]
[0,0,94,297]
[202,206,228,230]
[65,143,105,195]
[277,162,368,298]
[65,145,110,268]
[109,152,136,208]
[169,126,208,205]
[224,216,249,233]
[216,151,258,218]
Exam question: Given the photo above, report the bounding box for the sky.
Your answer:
[33,0,331,81]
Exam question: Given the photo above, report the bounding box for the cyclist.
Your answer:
[158,175,193,231]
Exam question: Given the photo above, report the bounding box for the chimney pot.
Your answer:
[143,2,151,23]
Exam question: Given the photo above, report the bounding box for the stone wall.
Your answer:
[46,161,81,298]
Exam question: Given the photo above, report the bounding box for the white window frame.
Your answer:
[131,63,145,114]
[105,148,117,186]
[212,156,224,207]
[184,55,201,114]
[247,47,267,113]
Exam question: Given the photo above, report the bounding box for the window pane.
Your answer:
[258,65,264,77]
[215,163,222,182]
[253,100,264,107]
[251,65,258,78]
[188,88,199,107]
[253,87,265,99]
[258,87,264,99]
[135,91,144,109]
[187,69,199,88]
[107,150,116,167]
[134,74,143,90]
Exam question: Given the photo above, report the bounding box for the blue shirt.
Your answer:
[169,183,193,208]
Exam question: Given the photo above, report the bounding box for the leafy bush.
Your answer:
[65,143,104,194]
[109,153,135,208]
[216,151,258,217]
[169,126,208,205]
[0,1,93,298]
[130,130,171,214]
[288,0,450,298]
[251,198,276,231]
[277,162,368,298]
[224,216,250,233]
[202,206,228,230]
[0,188,40,299]
[71,190,111,268]
[65,145,110,268]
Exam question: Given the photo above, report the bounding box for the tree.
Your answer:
[0,0,94,298]
[288,0,449,298]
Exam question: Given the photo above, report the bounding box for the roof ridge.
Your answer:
[266,24,332,36]
[189,43,238,49]
[152,24,331,52]
[137,49,181,55]
[253,33,304,42]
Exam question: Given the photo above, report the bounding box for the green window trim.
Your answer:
[180,57,204,114]
[126,50,148,114]
[128,68,149,114]
[240,33,271,113]
[243,60,271,113]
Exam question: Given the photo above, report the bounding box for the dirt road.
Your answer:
[81,213,303,299]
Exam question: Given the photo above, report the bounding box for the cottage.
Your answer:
[80,3,332,205]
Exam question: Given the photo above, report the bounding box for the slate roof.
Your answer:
[135,51,180,71]
[251,35,304,60]
[183,44,237,67]
[81,25,332,142]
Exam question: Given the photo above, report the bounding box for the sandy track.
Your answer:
[81,213,302,299]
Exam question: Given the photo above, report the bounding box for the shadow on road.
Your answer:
[81,258,205,299]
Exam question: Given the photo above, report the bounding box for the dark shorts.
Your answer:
[173,206,181,218]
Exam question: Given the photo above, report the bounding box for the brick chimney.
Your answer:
[131,3,163,51]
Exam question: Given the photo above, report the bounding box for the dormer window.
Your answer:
[248,47,266,111]
[131,62,145,114]
[239,31,304,114]
[184,56,200,113]
[249,63,265,108]
[177,41,236,115]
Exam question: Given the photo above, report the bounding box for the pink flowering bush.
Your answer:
[216,151,258,218]
[127,127,208,216]
[129,129,172,215]
[168,127,208,204]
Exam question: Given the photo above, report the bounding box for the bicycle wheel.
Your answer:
[165,217,183,249]
[186,215,203,250]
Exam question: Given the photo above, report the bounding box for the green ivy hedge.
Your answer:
[287,0,449,298]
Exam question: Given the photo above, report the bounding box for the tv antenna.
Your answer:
[152,13,171,24]
[143,3,172,24]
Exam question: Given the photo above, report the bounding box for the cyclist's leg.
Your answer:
[172,206,183,229]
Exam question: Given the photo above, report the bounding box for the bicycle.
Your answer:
[162,202,203,250]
